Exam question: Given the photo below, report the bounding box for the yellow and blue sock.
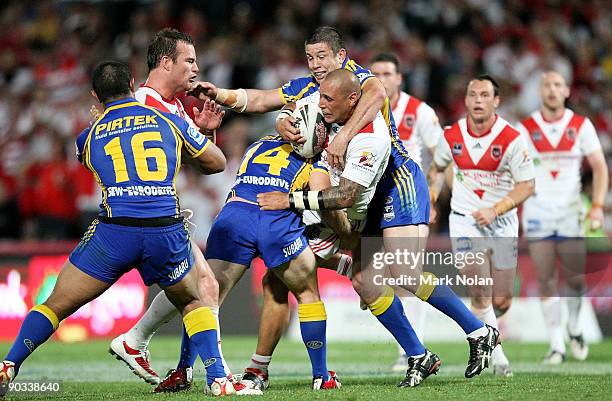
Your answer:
[183,307,225,386]
[417,272,484,334]
[177,325,198,369]
[298,301,328,380]
[6,305,59,373]
[369,287,425,357]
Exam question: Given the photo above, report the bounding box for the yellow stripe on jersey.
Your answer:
[85,108,113,217]
[398,165,416,206]
[191,140,210,159]
[344,59,357,72]
[381,97,412,159]
[390,171,405,209]
[146,106,201,156]
[401,165,417,204]
[279,82,317,104]
[290,160,313,192]
[393,169,411,209]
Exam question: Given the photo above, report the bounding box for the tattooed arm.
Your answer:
[257,177,366,211]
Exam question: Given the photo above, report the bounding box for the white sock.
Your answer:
[397,296,427,357]
[566,297,583,337]
[541,297,565,353]
[210,306,231,375]
[248,353,272,373]
[125,291,178,348]
[472,305,509,366]
[336,254,353,279]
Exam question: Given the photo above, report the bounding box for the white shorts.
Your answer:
[522,197,584,239]
[306,220,365,260]
[449,211,518,270]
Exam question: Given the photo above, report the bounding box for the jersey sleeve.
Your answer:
[346,60,375,87]
[578,118,602,156]
[341,134,387,188]
[75,127,90,164]
[433,131,453,168]
[416,103,443,149]
[166,112,211,158]
[507,135,535,182]
[278,76,317,104]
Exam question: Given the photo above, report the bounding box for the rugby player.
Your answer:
[517,70,608,364]
[369,52,443,372]
[0,61,258,396]
[428,75,536,377]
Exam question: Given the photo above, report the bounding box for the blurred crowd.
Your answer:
[0,0,610,244]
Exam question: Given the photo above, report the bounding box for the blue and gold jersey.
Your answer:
[229,136,326,203]
[278,56,412,169]
[75,98,210,218]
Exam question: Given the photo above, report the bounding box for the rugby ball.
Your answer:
[290,103,329,158]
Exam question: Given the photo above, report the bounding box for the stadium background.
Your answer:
[0,0,610,353]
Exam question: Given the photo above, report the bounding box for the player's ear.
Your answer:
[348,91,359,107]
[493,95,500,108]
[90,89,100,104]
[160,55,172,71]
[129,78,135,93]
[337,48,347,65]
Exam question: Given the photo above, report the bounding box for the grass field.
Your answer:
[1,336,611,400]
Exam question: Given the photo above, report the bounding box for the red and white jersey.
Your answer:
[517,108,601,205]
[434,116,534,216]
[135,85,199,130]
[392,91,442,168]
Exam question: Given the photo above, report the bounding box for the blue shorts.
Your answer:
[205,201,308,268]
[364,158,430,235]
[69,220,193,287]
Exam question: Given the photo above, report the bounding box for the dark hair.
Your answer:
[305,26,345,54]
[370,53,400,72]
[147,28,194,72]
[471,74,500,96]
[91,61,132,103]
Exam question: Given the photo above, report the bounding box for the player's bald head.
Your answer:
[323,69,361,97]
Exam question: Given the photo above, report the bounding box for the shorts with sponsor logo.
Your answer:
[522,197,584,239]
[205,201,307,268]
[69,220,193,287]
[364,158,430,235]
[449,211,518,270]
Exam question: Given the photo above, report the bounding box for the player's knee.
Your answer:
[351,272,364,295]
[538,279,557,298]
[470,293,491,310]
[493,296,512,317]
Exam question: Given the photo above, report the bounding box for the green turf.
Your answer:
[1,337,611,400]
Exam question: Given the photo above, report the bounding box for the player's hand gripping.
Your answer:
[276,116,305,144]
[257,191,289,210]
[472,207,497,227]
[325,129,349,169]
[188,81,217,101]
[193,98,225,131]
